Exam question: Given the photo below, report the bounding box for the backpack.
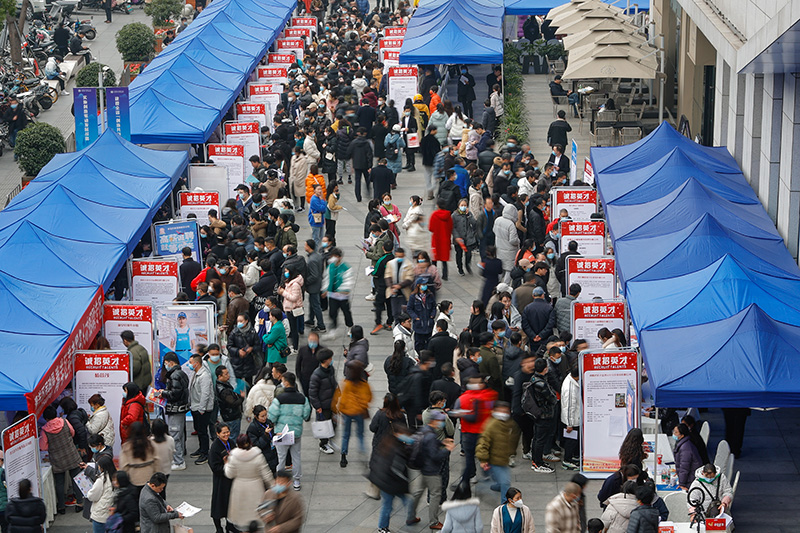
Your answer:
[386,137,399,161]
[407,431,427,470]
[437,183,459,212]
[521,379,544,419]
[105,512,124,533]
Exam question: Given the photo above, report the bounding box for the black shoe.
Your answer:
[337,178,343,184]
[408,166,416,172]
[75,506,83,513]
[458,269,465,276]
[194,455,208,465]
[189,449,202,458]
[402,164,411,169]
[304,319,315,326]
[340,454,348,467]
[465,265,473,275]
[58,509,66,515]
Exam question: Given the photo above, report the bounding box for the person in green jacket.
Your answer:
[476,402,521,504]
[263,308,289,365]
[477,331,502,397]
[122,330,152,392]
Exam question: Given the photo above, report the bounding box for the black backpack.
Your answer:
[386,138,399,161]
[521,380,544,418]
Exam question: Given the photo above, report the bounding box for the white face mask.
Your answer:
[512,499,524,508]
[492,412,510,421]
[466,383,481,390]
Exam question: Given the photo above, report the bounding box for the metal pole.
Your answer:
[658,34,665,123]
[501,62,505,96]
[98,69,105,133]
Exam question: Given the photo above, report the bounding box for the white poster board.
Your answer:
[381,49,400,69]
[267,53,295,66]
[566,256,617,301]
[581,350,639,475]
[248,84,281,128]
[290,16,317,30]
[178,190,220,226]
[276,38,305,62]
[583,159,594,185]
[130,258,180,304]
[74,351,131,457]
[571,299,628,350]
[384,26,407,37]
[156,304,215,366]
[552,187,598,221]
[2,415,41,499]
[256,67,288,88]
[224,122,261,162]
[560,220,606,255]
[207,144,245,199]
[103,302,155,357]
[236,102,268,130]
[388,66,418,120]
[188,164,229,201]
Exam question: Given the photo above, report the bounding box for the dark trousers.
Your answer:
[354,168,370,202]
[414,331,431,354]
[531,417,554,466]
[329,298,354,329]
[479,234,495,261]
[455,247,473,272]
[287,313,300,349]
[563,427,580,464]
[192,410,212,455]
[436,260,449,280]
[514,413,534,455]
[104,6,111,21]
[54,466,84,511]
[458,98,474,118]
[374,279,393,325]
[389,295,406,323]
[545,403,562,454]
[723,408,750,457]
[405,148,416,168]
[460,432,479,482]
[325,218,336,238]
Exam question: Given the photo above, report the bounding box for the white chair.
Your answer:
[714,440,730,471]
[729,470,740,511]
[699,421,710,444]
[663,491,690,522]
[725,454,735,480]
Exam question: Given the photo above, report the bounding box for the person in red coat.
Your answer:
[429,199,454,280]
[119,382,146,443]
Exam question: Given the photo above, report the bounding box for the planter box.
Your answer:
[124,61,147,82]
[153,26,172,53]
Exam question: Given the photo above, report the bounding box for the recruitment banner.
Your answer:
[248,84,281,126]
[178,190,220,226]
[381,49,400,68]
[583,159,594,185]
[130,259,180,304]
[152,219,201,263]
[581,350,639,474]
[572,299,627,350]
[566,256,617,301]
[236,102,268,130]
[276,38,305,62]
[384,26,407,37]
[74,350,130,457]
[74,87,99,150]
[551,187,598,221]
[388,66,418,121]
[26,287,104,415]
[106,87,131,140]
[103,302,154,356]
[207,144,245,199]
[290,16,317,29]
[2,415,41,499]
[268,53,295,65]
[156,304,215,366]
[379,37,404,51]
[256,67,288,87]
[224,122,261,161]
[284,27,311,42]
[560,220,606,255]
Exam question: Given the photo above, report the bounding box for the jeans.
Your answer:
[92,519,105,533]
[308,292,326,330]
[329,298,354,329]
[191,410,212,455]
[287,312,300,349]
[531,417,553,466]
[167,412,186,465]
[337,159,352,182]
[422,165,436,196]
[379,490,411,529]
[563,427,580,464]
[455,247,473,272]
[311,225,323,248]
[226,418,241,441]
[390,295,406,323]
[354,168,370,201]
[461,432,479,482]
[340,414,365,455]
[276,436,302,480]
[488,465,511,505]
[104,6,111,20]
[374,278,393,326]
[54,466,83,511]
[409,474,442,525]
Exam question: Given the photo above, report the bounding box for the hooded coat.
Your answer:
[600,492,639,533]
[224,447,274,528]
[441,498,482,533]
[494,204,521,271]
[429,208,453,262]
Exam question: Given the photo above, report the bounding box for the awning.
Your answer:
[505,0,648,16]
[563,44,657,79]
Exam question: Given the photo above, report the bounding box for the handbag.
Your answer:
[699,478,723,518]
[311,416,335,439]
[312,212,323,224]
[291,306,305,317]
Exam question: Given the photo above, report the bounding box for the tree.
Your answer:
[116,22,156,62]
[2,0,32,70]
[15,123,66,177]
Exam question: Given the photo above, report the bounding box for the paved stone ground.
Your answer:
[11,29,797,532]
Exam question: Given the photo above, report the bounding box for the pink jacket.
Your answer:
[39,417,74,450]
[281,275,304,312]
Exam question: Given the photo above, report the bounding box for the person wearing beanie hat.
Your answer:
[308,348,337,454]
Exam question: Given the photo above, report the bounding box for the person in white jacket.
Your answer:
[600,480,639,533]
[435,300,458,339]
[188,354,215,464]
[561,366,581,469]
[86,395,115,448]
[87,455,116,533]
[490,487,536,533]
[492,204,520,283]
[244,366,276,421]
[303,131,321,163]
[242,252,261,301]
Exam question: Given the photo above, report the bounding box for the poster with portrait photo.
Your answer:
[155,304,216,376]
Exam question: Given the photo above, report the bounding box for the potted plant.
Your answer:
[15,123,66,179]
[526,39,548,74]
[144,0,182,52]
[116,22,156,81]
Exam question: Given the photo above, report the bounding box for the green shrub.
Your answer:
[76,63,116,88]
[15,123,66,176]
[144,0,182,27]
[116,22,156,62]
[498,43,529,145]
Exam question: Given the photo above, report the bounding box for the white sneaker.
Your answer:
[171,463,186,471]
[522,452,532,460]
[531,463,555,473]
[60,90,69,96]
[320,444,335,454]
[293,479,301,491]
[508,456,516,467]
[543,453,561,462]
[364,293,376,301]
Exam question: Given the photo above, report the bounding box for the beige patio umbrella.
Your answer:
[562,19,646,50]
[562,44,658,79]
[554,8,628,36]
[566,32,650,61]
[546,0,621,22]
[548,1,623,27]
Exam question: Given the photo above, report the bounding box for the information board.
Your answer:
[103,302,154,357]
[572,299,627,350]
[566,256,616,301]
[560,220,606,255]
[379,37,404,51]
[248,84,282,128]
[267,53,295,65]
[236,102,268,130]
[156,304,215,366]
[178,190,220,226]
[152,219,201,263]
[130,259,180,304]
[290,16,317,29]
[2,415,41,499]
[256,67,288,87]
[552,187,598,221]
[276,38,305,62]
[388,66,418,121]
[74,350,130,457]
[207,144,245,199]
[384,26,407,37]
[381,49,400,68]
[188,164,229,200]
[224,122,260,161]
[584,159,594,185]
[581,350,639,474]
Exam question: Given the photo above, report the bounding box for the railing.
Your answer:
[4,182,22,208]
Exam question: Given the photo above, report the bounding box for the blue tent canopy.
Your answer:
[593,122,800,407]
[399,0,504,65]
[0,130,187,410]
[504,0,649,15]
[129,0,294,144]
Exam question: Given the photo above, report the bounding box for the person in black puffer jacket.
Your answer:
[6,479,46,533]
[112,470,139,533]
[246,406,279,474]
[158,352,190,469]
[335,120,354,184]
[226,317,262,385]
[384,341,414,400]
[369,426,412,533]
[626,486,660,533]
[308,349,338,453]
[59,397,90,460]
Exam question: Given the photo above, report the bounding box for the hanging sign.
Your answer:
[268,53,296,65]
[178,190,220,226]
[388,66,418,121]
[74,350,131,457]
[130,259,180,304]
[572,299,628,350]
[103,302,154,357]
[552,187,598,221]
[224,122,261,161]
[560,220,606,255]
[384,26,407,37]
[257,67,288,86]
[237,102,268,130]
[152,219,201,263]
[581,350,640,474]
[276,38,305,62]
[207,144,245,199]
[290,16,317,29]
[566,256,617,301]
[74,87,99,150]
[2,415,41,499]
[106,87,131,140]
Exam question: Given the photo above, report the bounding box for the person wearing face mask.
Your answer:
[555,283,580,335]
[384,247,416,319]
[453,376,498,486]
[85,394,115,450]
[154,352,190,470]
[456,66,476,119]
[406,279,438,353]
[259,470,305,532]
[451,198,478,276]
[491,487,536,533]
[559,365,581,471]
[379,193,402,239]
[672,423,703,490]
[475,402,520,505]
[3,97,27,156]
[548,143,570,177]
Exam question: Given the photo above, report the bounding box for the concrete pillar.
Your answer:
[713,55,730,146]
[726,72,746,164]
[777,73,800,260]
[653,0,677,110]
[742,74,763,195]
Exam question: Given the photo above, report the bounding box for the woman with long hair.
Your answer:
[435,300,458,339]
[209,422,236,533]
[148,418,174,490]
[611,328,628,348]
[119,382,146,443]
[325,181,343,238]
[445,105,467,145]
[244,366,277,421]
[224,434,273,531]
[86,455,116,533]
[119,422,158,495]
[246,405,278,474]
[334,361,373,468]
[277,265,304,351]
[112,470,139,533]
[618,428,647,471]
[466,299,488,346]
